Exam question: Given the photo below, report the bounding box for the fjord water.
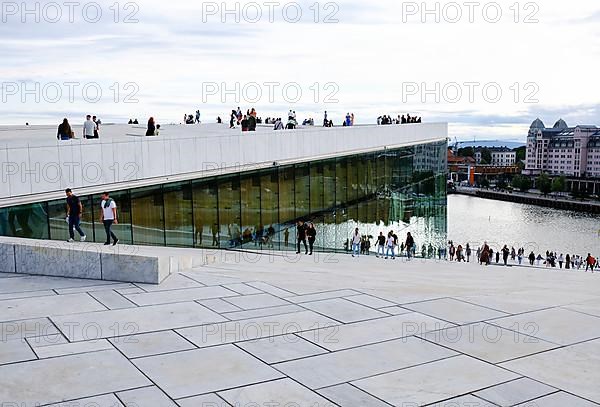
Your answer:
[448,194,600,257]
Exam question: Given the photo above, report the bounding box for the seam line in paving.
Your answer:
[218,294,297,311]
[483,320,563,347]
[110,339,178,404]
[85,291,111,311]
[246,281,299,296]
[342,288,403,306]
[0,291,59,302]
[343,382,395,406]
[195,298,243,311]
[342,296,398,311]
[477,388,562,407]
[217,283,266,296]
[178,272,208,286]
[450,296,521,315]
[294,295,378,308]
[457,297,560,319]
[396,306,462,326]
[230,343,342,407]
[28,346,118,362]
[34,385,156,407]
[560,306,600,320]
[111,289,139,308]
[416,334,573,400]
[221,308,305,321]
[309,354,462,391]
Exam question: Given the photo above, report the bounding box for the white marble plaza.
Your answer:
[1,248,600,406]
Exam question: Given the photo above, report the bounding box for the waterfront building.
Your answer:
[0,122,448,252]
[525,118,600,178]
[474,147,517,166]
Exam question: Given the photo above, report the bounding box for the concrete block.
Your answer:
[101,252,169,284]
[0,242,16,273]
[15,242,101,279]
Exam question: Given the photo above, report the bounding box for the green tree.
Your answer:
[480,148,492,165]
[497,178,508,190]
[512,175,532,192]
[457,147,474,158]
[479,178,490,189]
[537,174,552,196]
[521,176,533,192]
[551,176,566,195]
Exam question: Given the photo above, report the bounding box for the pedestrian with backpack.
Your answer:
[100,192,119,246]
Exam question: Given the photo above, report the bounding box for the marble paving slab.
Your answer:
[275,337,457,389]
[52,302,226,342]
[317,383,392,407]
[420,322,559,363]
[491,307,600,345]
[133,344,283,398]
[177,310,338,348]
[474,377,557,406]
[110,330,196,359]
[0,338,37,365]
[47,394,125,407]
[0,293,106,322]
[301,312,453,351]
[117,386,178,407]
[223,293,292,310]
[501,339,600,403]
[515,392,599,406]
[300,298,389,323]
[237,334,328,364]
[218,378,335,407]
[352,355,519,406]
[124,286,238,306]
[221,304,303,321]
[344,293,397,308]
[0,350,150,407]
[31,339,114,359]
[404,298,509,325]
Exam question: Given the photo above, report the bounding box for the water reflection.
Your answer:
[448,194,600,256]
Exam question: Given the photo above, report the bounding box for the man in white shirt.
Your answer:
[83,115,95,139]
[351,228,361,258]
[99,192,119,245]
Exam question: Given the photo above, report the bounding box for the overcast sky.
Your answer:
[1,0,599,140]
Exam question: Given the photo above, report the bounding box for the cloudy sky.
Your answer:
[1,0,599,140]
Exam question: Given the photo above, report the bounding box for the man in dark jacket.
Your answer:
[296,221,308,255]
[248,113,257,131]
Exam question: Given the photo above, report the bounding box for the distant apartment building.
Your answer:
[474,148,517,166]
[524,118,600,178]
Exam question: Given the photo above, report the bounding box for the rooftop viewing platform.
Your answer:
[0,122,447,207]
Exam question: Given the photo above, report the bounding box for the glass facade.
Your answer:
[0,141,448,255]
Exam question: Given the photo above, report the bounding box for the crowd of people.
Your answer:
[182,110,201,125]
[229,107,262,131]
[446,241,598,272]
[369,230,417,260]
[55,109,424,141]
[56,114,166,141]
[56,115,101,140]
[224,109,356,130]
[378,114,422,125]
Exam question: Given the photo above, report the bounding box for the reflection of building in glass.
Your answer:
[0,141,448,253]
[1,204,48,239]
